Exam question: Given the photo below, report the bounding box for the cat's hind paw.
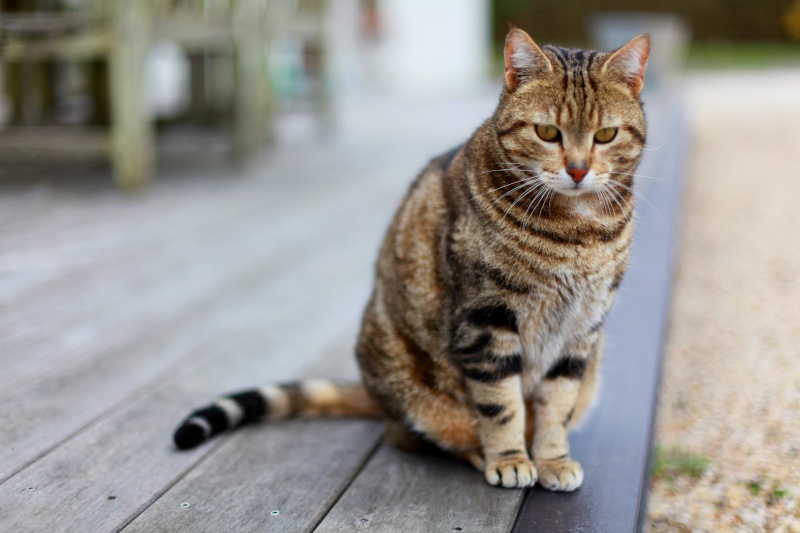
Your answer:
[485,455,537,489]
[536,457,584,492]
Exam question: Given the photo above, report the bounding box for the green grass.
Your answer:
[650,446,711,482]
[746,479,792,505]
[747,479,763,496]
[687,41,800,69]
[768,484,791,506]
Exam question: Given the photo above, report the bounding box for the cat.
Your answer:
[173,27,649,492]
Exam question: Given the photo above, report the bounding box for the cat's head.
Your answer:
[494,28,649,198]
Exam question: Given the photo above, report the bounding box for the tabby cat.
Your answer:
[173,27,650,492]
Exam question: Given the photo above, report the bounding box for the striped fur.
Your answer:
[173,380,379,449]
[174,29,649,492]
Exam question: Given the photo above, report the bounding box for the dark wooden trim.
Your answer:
[512,95,688,533]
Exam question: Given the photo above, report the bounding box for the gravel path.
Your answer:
[646,69,800,532]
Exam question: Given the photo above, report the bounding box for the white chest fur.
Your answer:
[517,273,611,380]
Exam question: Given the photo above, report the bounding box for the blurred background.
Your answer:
[1,0,797,189]
[0,0,798,186]
[1,1,799,532]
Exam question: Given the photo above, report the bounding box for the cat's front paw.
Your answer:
[485,455,537,489]
[535,457,584,492]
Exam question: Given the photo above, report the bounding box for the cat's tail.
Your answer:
[173,379,382,450]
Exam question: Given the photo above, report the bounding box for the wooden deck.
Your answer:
[0,92,686,533]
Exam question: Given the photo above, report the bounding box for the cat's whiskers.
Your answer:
[604,181,633,211]
[476,177,537,199]
[535,189,556,229]
[606,188,623,217]
[501,181,544,224]
[521,183,552,230]
[478,166,528,176]
[595,188,614,219]
[500,185,538,224]
[530,184,555,229]
[608,171,665,181]
[600,185,624,217]
[593,188,609,218]
[641,140,669,151]
[546,187,556,219]
[607,179,664,223]
[492,178,541,204]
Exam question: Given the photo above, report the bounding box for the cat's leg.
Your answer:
[466,374,535,488]
[453,307,535,489]
[531,332,602,492]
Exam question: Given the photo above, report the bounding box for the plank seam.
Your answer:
[113,438,231,533]
[307,438,385,533]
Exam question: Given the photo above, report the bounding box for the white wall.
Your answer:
[371,0,491,97]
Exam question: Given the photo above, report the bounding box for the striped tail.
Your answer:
[173,379,382,450]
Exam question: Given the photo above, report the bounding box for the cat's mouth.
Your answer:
[557,183,593,197]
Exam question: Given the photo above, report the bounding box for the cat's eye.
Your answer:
[594,127,618,143]
[535,124,560,142]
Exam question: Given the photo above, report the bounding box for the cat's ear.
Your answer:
[504,27,552,91]
[602,34,650,96]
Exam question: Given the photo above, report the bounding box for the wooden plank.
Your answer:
[0,201,315,390]
[315,445,524,533]
[0,257,374,532]
[125,419,384,533]
[0,168,280,291]
[0,141,396,297]
[0,127,109,157]
[0,133,415,475]
[0,32,109,62]
[0,138,433,398]
[0,204,379,482]
[0,155,401,391]
[121,331,384,533]
[0,13,95,36]
[0,163,244,247]
[511,95,687,533]
[0,177,349,391]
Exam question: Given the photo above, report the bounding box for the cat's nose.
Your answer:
[567,164,589,183]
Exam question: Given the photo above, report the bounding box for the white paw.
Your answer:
[485,455,538,489]
[536,458,584,492]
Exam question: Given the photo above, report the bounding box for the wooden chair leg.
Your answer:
[89,60,110,126]
[307,38,334,136]
[108,0,154,190]
[4,63,25,124]
[231,32,270,163]
[188,53,208,122]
